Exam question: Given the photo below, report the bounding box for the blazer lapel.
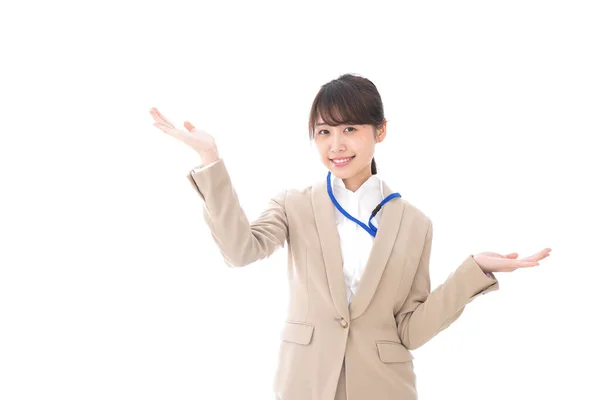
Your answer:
[350,181,405,319]
[312,177,405,321]
[312,180,350,321]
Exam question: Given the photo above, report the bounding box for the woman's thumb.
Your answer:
[184,121,195,132]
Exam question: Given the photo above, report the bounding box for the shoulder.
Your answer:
[398,197,432,228]
[282,176,324,199]
[379,176,431,228]
[282,183,313,204]
[268,182,313,208]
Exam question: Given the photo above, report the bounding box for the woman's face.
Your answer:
[313,117,386,184]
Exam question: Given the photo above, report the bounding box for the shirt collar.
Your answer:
[330,172,383,198]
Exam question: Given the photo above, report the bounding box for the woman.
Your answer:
[149,73,551,400]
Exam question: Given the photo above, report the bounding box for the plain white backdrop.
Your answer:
[1,0,599,399]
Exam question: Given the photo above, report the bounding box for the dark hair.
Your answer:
[308,73,386,175]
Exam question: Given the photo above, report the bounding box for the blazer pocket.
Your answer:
[376,340,414,363]
[281,320,315,345]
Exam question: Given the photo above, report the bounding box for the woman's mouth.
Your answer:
[330,156,355,167]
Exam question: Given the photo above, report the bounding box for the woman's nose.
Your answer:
[331,133,345,152]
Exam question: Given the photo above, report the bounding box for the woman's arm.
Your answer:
[187,158,289,267]
[149,108,288,266]
[394,220,499,350]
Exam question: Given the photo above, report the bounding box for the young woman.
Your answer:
[149,73,551,400]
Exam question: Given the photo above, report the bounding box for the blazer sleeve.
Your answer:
[190,157,221,173]
[394,219,499,350]
[186,158,289,267]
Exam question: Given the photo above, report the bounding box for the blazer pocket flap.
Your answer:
[281,321,315,345]
[376,341,414,363]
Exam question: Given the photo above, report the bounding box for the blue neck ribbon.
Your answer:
[326,171,401,238]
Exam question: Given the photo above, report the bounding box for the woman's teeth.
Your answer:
[331,156,354,166]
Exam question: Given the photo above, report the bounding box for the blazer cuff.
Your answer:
[190,158,221,174]
[186,158,226,202]
[460,255,500,299]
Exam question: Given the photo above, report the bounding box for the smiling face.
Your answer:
[314,116,387,191]
[307,74,388,191]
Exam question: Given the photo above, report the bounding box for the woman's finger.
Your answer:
[538,252,551,261]
[149,107,176,128]
[521,249,551,263]
[155,109,176,127]
[184,121,196,132]
[517,261,540,268]
[150,109,170,127]
[495,259,538,270]
[153,123,189,142]
[153,122,171,132]
[540,248,552,259]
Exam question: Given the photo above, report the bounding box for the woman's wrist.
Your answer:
[198,149,220,165]
[472,255,494,278]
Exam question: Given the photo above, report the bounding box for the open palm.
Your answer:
[474,248,552,273]
[149,107,218,157]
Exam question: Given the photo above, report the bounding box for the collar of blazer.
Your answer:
[311,176,406,321]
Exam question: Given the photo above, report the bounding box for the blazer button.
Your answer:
[339,318,348,328]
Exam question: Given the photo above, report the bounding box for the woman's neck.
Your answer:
[342,165,373,192]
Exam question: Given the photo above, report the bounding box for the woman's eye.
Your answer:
[317,127,354,135]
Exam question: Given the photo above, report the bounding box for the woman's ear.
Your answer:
[375,121,387,143]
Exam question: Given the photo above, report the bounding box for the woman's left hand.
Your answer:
[473,248,552,273]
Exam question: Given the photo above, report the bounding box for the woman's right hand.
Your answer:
[149,107,219,162]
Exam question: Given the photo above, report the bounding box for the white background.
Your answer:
[1,0,599,399]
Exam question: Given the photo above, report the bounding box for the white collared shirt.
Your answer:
[329,172,384,305]
[191,159,384,305]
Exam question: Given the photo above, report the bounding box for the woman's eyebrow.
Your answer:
[316,122,355,127]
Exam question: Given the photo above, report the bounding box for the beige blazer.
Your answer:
[186,158,499,400]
